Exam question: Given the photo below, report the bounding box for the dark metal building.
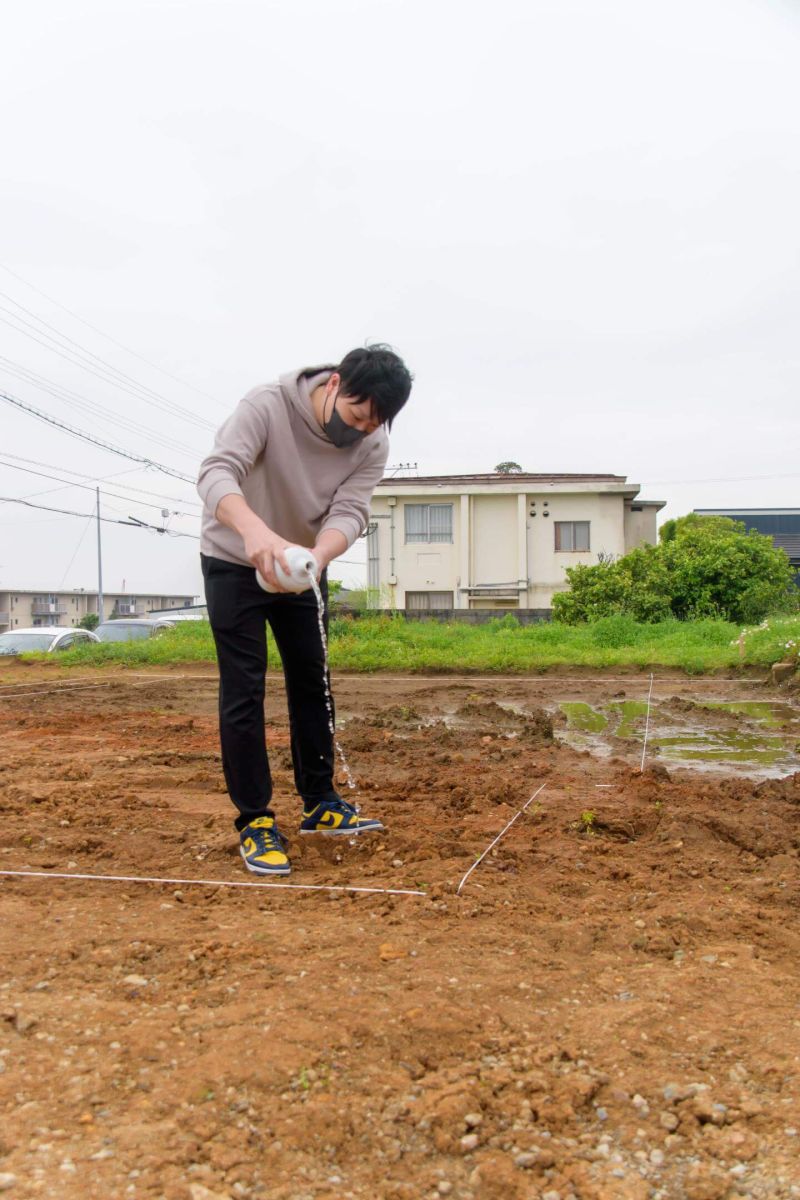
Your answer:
[694,509,800,585]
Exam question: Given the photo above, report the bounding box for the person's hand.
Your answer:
[243,527,296,592]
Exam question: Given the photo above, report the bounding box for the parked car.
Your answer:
[0,626,100,655]
[95,618,176,643]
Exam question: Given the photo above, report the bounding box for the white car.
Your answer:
[95,618,176,643]
[0,626,100,655]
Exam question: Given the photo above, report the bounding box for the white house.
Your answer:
[367,473,665,612]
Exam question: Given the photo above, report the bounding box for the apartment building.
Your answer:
[0,590,197,633]
[368,473,664,612]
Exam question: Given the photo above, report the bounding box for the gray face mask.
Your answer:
[323,393,368,448]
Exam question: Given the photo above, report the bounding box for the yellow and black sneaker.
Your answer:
[300,798,384,836]
[239,817,291,876]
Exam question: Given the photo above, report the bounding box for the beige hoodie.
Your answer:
[197,366,389,565]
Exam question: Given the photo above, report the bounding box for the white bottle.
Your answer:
[256,545,318,594]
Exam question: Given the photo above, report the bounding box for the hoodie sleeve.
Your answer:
[197,389,272,518]
[318,435,390,551]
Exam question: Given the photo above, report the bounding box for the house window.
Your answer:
[405,591,454,611]
[404,504,453,544]
[555,521,590,552]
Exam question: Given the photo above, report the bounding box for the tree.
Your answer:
[660,515,797,622]
[78,613,100,630]
[494,461,523,474]
[552,514,797,624]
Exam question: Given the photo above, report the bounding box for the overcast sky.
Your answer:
[1,0,798,598]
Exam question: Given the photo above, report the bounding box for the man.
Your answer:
[197,345,412,877]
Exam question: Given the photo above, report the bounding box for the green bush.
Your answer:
[553,514,797,625]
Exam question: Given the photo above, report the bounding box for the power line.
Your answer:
[0,451,202,508]
[0,494,199,538]
[57,505,96,590]
[0,293,218,431]
[0,458,200,518]
[0,355,206,460]
[0,261,225,409]
[0,312,215,448]
[0,389,196,483]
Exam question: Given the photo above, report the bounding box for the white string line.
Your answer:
[0,680,159,701]
[333,676,762,686]
[0,672,196,699]
[0,681,117,700]
[639,672,655,773]
[0,868,427,898]
[0,672,767,696]
[456,782,548,896]
[0,676,109,691]
[0,671,191,690]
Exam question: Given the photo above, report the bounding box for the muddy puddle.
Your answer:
[559,697,800,777]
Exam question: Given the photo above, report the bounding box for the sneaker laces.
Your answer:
[249,821,288,853]
[323,798,358,820]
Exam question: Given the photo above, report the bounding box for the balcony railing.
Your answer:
[31,603,68,616]
[0,612,9,626]
[112,605,145,616]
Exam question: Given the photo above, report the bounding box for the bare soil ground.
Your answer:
[1,663,799,1200]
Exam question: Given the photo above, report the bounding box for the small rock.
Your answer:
[659,1111,679,1131]
[460,1134,479,1152]
[379,943,407,962]
[663,1082,692,1103]
[650,1149,665,1166]
[188,1185,232,1200]
[0,1176,17,1193]
[463,1112,483,1129]
[437,1184,452,1196]
[771,661,797,685]
[121,975,148,988]
[514,1152,537,1168]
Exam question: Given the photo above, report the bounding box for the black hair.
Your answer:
[336,344,413,429]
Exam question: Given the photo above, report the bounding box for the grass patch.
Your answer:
[24,612,800,674]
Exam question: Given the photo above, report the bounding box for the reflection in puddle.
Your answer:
[655,732,788,765]
[610,700,649,738]
[559,700,800,778]
[560,702,608,733]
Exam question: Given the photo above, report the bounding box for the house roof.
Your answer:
[378,472,629,486]
[695,508,800,516]
[374,472,667,505]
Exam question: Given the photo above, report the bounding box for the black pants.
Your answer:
[201,554,338,831]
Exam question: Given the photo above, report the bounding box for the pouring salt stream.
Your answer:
[256,546,359,804]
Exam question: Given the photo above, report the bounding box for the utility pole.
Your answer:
[96,487,104,622]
